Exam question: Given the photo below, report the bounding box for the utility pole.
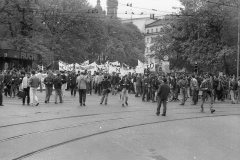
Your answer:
[237,8,240,80]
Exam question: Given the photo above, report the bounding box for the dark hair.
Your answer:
[163,78,167,83]
[31,70,36,75]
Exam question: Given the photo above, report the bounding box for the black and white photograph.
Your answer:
[0,0,240,159]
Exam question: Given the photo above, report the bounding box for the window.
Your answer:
[151,29,153,33]
[147,29,149,33]
[156,28,158,32]
[146,38,149,43]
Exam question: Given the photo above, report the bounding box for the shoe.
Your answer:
[162,114,166,116]
[45,101,47,103]
[100,103,102,105]
[22,103,25,106]
[180,103,184,105]
[35,103,39,106]
[83,104,86,106]
[60,101,63,103]
[156,113,160,116]
[125,102,128,106]
[80,103,82,106]
[55,102,58,104]
[0,104,4,106]
[122,104,125,107]
[211,109,215,114]
[105,103,107,105]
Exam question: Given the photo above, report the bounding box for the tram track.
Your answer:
[12,113,240,160]
[0,109,151,129]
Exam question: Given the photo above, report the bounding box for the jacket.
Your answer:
[28,75,40,88]
[44,76,54,88]
[76,75,87,89]
[53,76,62,89]
[157,83,170,100]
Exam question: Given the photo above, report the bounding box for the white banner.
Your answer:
[162,61,170,73]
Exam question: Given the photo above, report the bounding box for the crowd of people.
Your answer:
[0,69,240,116]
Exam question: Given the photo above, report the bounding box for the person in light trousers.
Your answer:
[28,70,40,106]
[120,76,131,107]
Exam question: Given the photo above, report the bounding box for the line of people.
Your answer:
[0,69,240,116]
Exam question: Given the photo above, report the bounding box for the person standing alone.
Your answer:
[156,78,170,116]
[77,72,87,106]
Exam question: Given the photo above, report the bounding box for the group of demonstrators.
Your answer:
[0,68,240,116]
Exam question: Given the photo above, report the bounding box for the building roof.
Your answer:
[145,19,171,28]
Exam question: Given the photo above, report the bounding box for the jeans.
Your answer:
[180,88,187,104]
[192,89,199,104]
[0,90,2,105]
[201,90,214,111]
[61,83,67,96]
[142,87,148,101]
[157,98,167,115]
[23,87,30,105]
[30,87,38,105]
[121,88,128,105]
[55,89,63,103]
[87,82,92,95]
[230,90,236,103]
[79,89,86,104]
[45,86,53,102]
[101,89,109,104]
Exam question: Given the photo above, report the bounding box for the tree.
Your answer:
[152,0,239,74]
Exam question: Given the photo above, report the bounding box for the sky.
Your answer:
[87,0,183,19]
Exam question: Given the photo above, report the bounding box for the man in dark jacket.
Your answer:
[44,71,54,103]
[100,76,111,105]
[156,78,170,116]
[0,71,4,106]
[69,72,77,96]
[54,72,63,104]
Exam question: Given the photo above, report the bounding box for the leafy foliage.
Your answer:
[0,0,144,67]
[152,0,239,75]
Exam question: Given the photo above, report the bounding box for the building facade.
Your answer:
[145,19,169,64]
[107,0,118,18]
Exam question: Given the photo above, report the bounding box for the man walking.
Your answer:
[200,74,215,114]
[156,78,170,116]
[44,71,54,103]
[22,72,30,105]
[28,70,40,106]
[77,72,87,106]
[179,75,188,105]
[120,76,131,107]
[53,71,63,104]
[100,76,111,105]
[0,71,4,106]
[190,75,199,105]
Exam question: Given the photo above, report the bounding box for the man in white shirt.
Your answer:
[22,72,30,105]
[36,70,43,92]
[190,75,199,105]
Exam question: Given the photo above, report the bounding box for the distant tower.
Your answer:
[107,0,118,18]
[95,0,103,13]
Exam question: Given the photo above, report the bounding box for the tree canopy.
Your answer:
[152,0,239,75]
[0,0,145,67]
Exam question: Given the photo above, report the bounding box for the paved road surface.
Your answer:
[0,91,239,160]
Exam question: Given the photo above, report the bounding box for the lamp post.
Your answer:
[237,8,240,80]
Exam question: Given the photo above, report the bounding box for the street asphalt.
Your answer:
[0,91,239,160]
